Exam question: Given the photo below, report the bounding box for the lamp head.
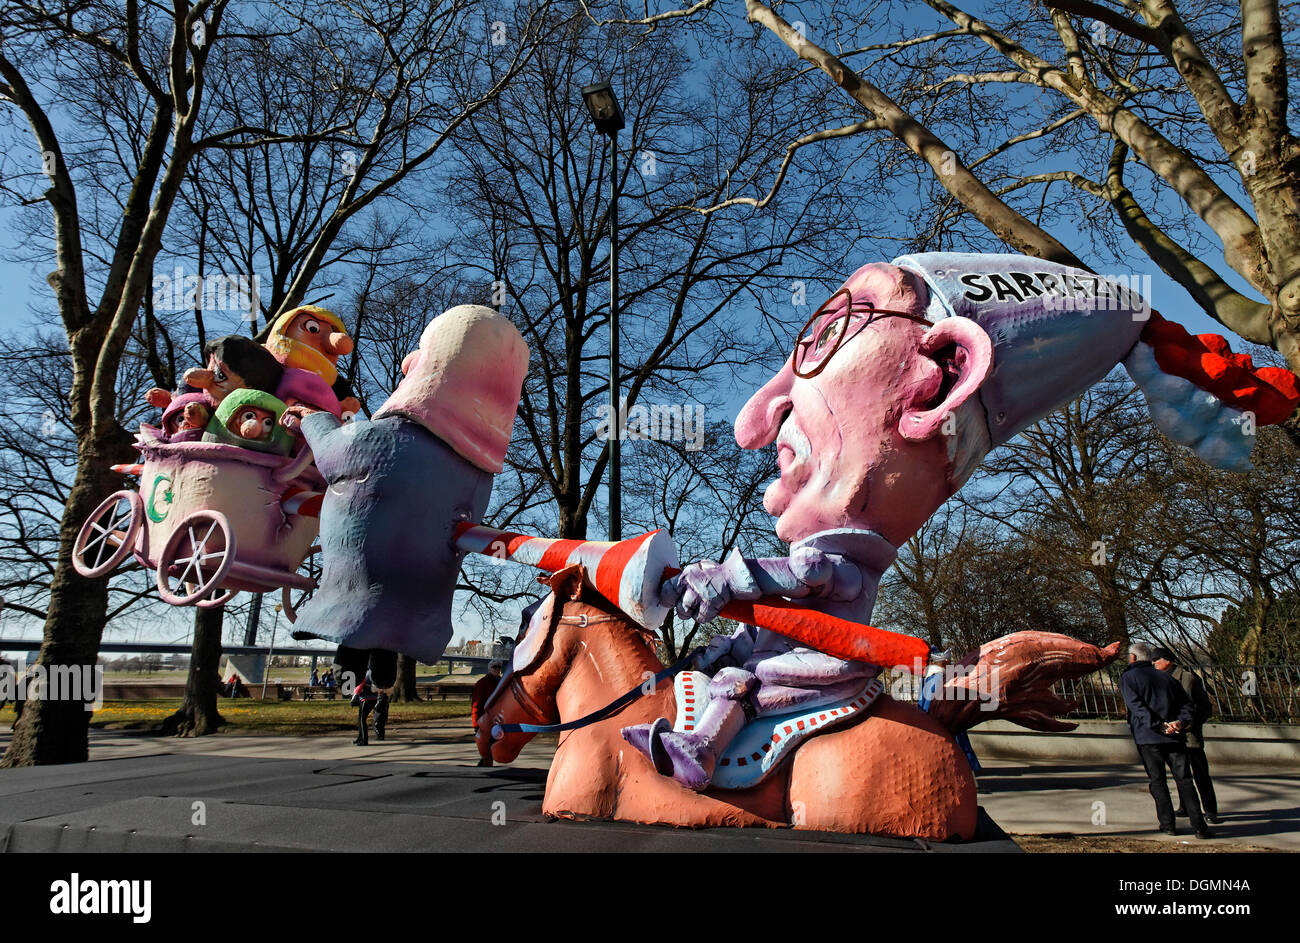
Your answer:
[581,80,625,136]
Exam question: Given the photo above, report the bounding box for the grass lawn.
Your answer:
[10,697,476,735]
[98,666,482,684]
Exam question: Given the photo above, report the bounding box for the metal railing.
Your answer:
[1050,664,1300,724]
[885,664,1300,724]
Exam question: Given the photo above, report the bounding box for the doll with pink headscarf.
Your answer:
[287,305,529,665]
[623,252,1299,790]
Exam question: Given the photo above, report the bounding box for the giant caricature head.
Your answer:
[735,263,994,547]
[736,252,1298,549]
[375,304,530,473]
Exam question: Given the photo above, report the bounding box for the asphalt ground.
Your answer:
[0,721,1294,852]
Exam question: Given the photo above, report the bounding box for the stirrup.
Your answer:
[646,717,674,777]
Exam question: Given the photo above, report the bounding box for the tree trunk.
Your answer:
[160,606,226,737]
[392,654,419,702]
[1,444,124,767]
[558,501,588,541]
[1095,569,1130,647]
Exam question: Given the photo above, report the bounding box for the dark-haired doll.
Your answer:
[183,335,284,406]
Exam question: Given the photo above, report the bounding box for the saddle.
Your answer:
[672,671,885,790]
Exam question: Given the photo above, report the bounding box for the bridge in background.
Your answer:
[0,639,492,672]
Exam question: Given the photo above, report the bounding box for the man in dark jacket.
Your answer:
[1120,641,1211,838]
[1154,647,1219,823]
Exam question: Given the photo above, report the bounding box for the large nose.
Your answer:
[327,332,354,357]
[735,360,795,449]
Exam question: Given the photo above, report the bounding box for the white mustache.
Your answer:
[776,419,812,463]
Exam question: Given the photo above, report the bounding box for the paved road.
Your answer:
[1,723,1294,851]
[0,723,1015,852]
[974,756,1299,851]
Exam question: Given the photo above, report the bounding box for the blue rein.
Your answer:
[491,647,704,739]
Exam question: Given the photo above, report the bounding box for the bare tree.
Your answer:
[435,13,868,548]
[0,0,354,766]
[958,374,1184,645]
[1153,425,1300,666]
[600,1,1300,395]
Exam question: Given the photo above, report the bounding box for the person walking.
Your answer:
[1153,647,1220,824]
[1120,641,1211,839]
[372,687,390,741]
[351,671,379,746]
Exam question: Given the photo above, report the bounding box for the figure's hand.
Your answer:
[664,559,731,624]
[693,633,735,671]
[280,404,320,436]
[740,544,862,601]
[145,387,172,409]
[663,549,761,624]
[925,632,1123,735]
[786,545,836,594]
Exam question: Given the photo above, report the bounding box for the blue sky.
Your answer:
[0,3,1284,652]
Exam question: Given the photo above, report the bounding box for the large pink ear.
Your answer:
[898,316,993,442]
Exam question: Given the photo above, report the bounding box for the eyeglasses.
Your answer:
[792,288,934,378]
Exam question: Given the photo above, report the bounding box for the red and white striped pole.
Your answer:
[452,522,929,671]
[453,522,676,631]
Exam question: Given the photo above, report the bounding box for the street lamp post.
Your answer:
[581,80,626,541]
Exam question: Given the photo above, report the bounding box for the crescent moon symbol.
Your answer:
[146,474,174,523]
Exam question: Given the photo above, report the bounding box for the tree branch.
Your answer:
[1240,0,1289,129]
[1102,142,1273,342]
[743,0,1086,266]
[922,0,1265,291]
[674,119,885,216]
[1041,0,1163,46]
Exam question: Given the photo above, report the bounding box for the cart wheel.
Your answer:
[182,581,236,608]
[197,586,237,609]
[73,490,144,578]
[156,511,236,606]
[281,545,321,624]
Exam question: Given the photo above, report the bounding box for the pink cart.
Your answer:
[72,426,322,617]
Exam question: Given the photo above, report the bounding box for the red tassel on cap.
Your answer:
[1140,313,1300,425]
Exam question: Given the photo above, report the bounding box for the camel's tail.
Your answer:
[923,631,1121,735]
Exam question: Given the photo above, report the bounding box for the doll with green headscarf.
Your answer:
[202,388,294,455]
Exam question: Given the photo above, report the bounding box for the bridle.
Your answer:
[489,611,704,739]
[503,673,550,726]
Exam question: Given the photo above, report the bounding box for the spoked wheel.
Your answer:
[156,511,236,606]
[73,490,144,578]
[196,585,237,609]
[281,545,321,624]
